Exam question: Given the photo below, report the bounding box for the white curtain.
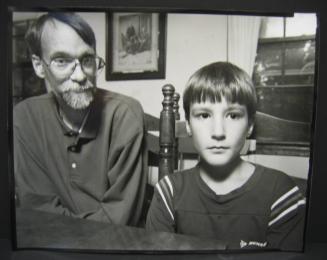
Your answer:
[227,15,261,77]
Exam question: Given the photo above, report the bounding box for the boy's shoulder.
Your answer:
[156,167,198,194]
[255,164,298,187]
[254,164,306,203]
[168,167,198,183]
[256,164,307,231]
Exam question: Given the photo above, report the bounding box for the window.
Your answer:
[12,19,46,106]
[252,14,317,156]
[253,14,316,87]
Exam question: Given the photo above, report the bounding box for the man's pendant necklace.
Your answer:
[61,109,90,135]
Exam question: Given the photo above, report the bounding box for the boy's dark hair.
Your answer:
[25,12,96,57]
[183,61,257,122]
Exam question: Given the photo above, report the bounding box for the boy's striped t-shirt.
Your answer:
[146,164,306,250]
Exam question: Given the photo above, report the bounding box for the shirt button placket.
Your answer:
[72,162,77,169]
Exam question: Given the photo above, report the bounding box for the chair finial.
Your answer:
[173,92,180,120]
[162,84,175,111]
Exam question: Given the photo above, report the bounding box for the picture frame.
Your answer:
[2,0,327,259]
[106,12,166,80]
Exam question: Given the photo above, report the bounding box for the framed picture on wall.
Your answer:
[106,12,166,80]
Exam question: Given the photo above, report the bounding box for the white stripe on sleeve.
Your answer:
[156,183,175,221]
[269,199,306,226]
[271,186,299,210]
[164,175,174,196]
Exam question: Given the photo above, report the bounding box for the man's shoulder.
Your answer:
[13,93,53,116]
[15,93,52,106]
[96,88,144,117]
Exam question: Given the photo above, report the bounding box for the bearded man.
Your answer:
[13,12,147,226]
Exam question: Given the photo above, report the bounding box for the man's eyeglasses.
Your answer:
[42,56,105,77]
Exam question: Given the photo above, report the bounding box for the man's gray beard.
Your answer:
[62,88,95,110]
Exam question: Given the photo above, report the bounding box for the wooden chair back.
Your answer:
[158,84,179,179]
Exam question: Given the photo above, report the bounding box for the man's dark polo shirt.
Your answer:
[14,88,147,226]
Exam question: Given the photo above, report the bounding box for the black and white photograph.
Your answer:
[11,10,316,253]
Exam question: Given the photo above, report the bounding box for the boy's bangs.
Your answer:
[190,82,254,107]
[183,62,258,121]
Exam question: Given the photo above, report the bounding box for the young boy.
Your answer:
[146,62,306,250]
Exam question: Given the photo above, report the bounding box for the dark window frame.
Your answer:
[253,18,316,157]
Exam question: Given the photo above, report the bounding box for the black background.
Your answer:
[1,0,327,259]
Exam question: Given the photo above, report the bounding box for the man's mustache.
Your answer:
[63,82,95,93]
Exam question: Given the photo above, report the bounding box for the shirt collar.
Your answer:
[49,91,101,140]
[79,92,101,139]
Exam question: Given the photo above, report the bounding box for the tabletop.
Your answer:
[15,207,226,252]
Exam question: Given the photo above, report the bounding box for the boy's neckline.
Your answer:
[196,162,261,200]
[198,160,255,195]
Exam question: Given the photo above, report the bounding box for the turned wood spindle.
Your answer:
[173,92,180,169]
[173,92,180,121]
[159,84,175,180]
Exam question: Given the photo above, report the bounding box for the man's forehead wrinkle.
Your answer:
[40,19,95,59]
[41,19,56,42]
[40,19,60,57]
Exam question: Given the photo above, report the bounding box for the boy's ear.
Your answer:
[185,121,192,136]
[31,54,45,79]
[247,123,254,138]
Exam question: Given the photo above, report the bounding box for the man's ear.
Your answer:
[186,120,192,136]
[31,54,45,79]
